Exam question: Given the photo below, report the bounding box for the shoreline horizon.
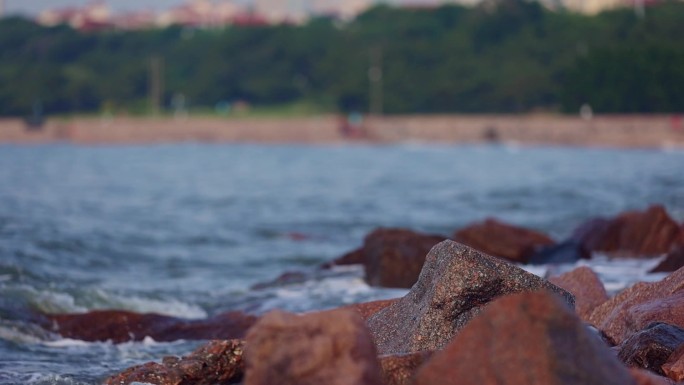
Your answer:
[1,113,684,149]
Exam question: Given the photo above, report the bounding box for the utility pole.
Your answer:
[149,56,164,115]
[368,46,383,116]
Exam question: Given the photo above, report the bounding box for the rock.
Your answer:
[651,246,684,273]
[549,266,609,322]
[348,298,398,320]
[104,339,244,385]
[42,310,257,343]
[663,344,684,381]
[589,267,684,345]
[528,240,591,264]
[452,218,555,263]
[243,309,383,385]
[630,368,677,385]
[322,248,366,268]
[380,351,433,385]
[617,323,684,375]
[251,271,309,290]
[367,240,574,355]
[572,205,683,257]
[327,228,447,288]
[414,291,635,385]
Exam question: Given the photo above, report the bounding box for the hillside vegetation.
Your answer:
[1,0,683,116]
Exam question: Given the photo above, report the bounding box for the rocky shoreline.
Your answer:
[1,114,684,148]
[36,205,684,385]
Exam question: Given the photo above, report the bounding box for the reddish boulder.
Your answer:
[630,368,677,385]
[651,246,684,273]
[327,228,447,288]
[251,271,308,289]
[414,291,635,385]
[380,351,433,385]
[453,218,555,263]
[348,298,398,320]
[589,268,684,345]
[663,344,684,381]
[322,248,366,268]
[243,309,383,385]
[43,310,257,343]
[572,205,683,257]
[549,266,609,322]
[367,240,574,355]
[617,322,684,375]
[104,339,244,385]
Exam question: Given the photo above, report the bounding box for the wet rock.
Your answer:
[348,298,398,320]
[327,228,447,288]
[528,240,591,264]
[589,267,684,345]
[380,351,433,385]
[630,368,677,385]
[549,266,609,322]
[651,246,684,273]
[414,291,635,385]
[617,323,684,375]
[43,310,257,343]
[104,339,244,385]
[572,205,683,257]
[367,240,574,355]
[244,309,383,385]
[251,271,308,289]
[452,218,555,263]
[322,248,366,268]
[663,344,684,381]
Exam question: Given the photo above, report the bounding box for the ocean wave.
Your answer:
[2,286,207,319]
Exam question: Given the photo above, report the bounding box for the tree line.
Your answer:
[1,0,683,117]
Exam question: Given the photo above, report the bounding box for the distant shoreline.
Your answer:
[1,114,684,149]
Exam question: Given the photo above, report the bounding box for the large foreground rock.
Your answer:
[243,309,383,385]
[663,344,684,381]
[452,218,555,263]
[617,322,684,375]
[572,205,683,257]
[327,228,447,288]
[379,352,433,385]
[589,267,684,345]
[367,240,574,355]
[630,368,678,385]
[42,310,257,343]
[549,266,609,322]
[104,339,244,385]
[414,291,635,385]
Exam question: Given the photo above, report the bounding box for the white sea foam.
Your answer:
[24,373,89,385]
[86,289,207,319]
[43,338,92,348]
[0,324,47,345]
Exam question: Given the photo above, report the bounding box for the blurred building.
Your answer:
[37,1,113,31]
[34,0,656,32]
[557,0,630,14]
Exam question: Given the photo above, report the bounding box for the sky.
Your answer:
[3,0,208,15]
[3,0,415,16]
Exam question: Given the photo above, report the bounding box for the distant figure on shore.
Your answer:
[671,115,683,133]
[24,100,45,131]
[580,103,593,121]
[338,112,366,139]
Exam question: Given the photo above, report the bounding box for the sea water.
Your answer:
[0,143,682,384]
